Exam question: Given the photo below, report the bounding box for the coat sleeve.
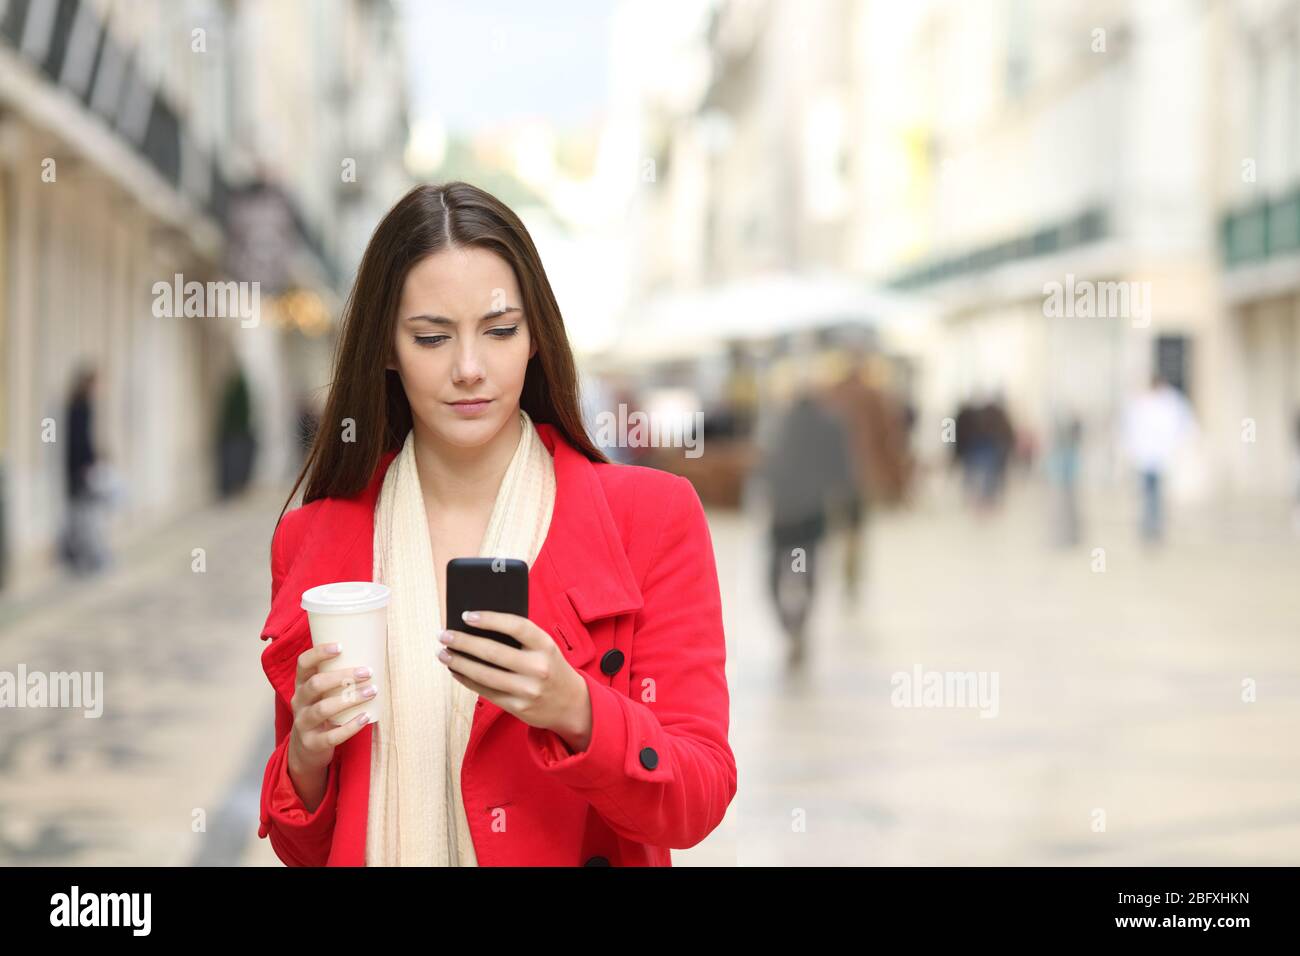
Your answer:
[257,511,343,866]
[525,475,737,849]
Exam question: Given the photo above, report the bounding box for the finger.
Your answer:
[447,667,503,703]
[293,669,370,714]
[295,642,343,687]
[324,676,378,715]
[311,682,378,728]
[303,667,374,705]
[442,645,532,697]
[441,631,526,671]
[459,610,540,648]
[319,710,372,747]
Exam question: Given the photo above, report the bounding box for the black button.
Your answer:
[639,747,658,770]
[584,855,610,866]
[599,649,625,676]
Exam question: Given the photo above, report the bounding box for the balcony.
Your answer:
[1221,188,1300,268]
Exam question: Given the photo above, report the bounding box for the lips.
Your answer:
[446,398,493,417]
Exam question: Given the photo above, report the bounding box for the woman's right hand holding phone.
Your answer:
[286,644,374,811]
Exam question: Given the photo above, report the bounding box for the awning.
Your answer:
[609,271,932,363]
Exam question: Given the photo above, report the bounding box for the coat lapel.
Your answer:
[465,422,643,753]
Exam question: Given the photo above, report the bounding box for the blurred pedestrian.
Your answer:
[817,351,892,609]
[58,365,108,575]
[1046,413,1083,547]
[1122,374,1196,544]
[980,397,1015,508]
[216,366,257,497]
[953,399,978,497]
[722,344,759,440]
[819,355,869,608]
[958,396,1015,511]
[755,371,855,666]
[855,354,913,505]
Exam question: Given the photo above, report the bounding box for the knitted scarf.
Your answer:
[366,408,555,865]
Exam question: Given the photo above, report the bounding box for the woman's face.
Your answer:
[388,245,536,450]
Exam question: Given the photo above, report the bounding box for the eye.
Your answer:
[488,325,519,338]
[413,335,447,347]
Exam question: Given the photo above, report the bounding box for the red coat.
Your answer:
[256,422,736,865]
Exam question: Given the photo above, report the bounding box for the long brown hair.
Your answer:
[275,181,607,533]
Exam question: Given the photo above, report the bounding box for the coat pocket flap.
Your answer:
[549,591,597,669]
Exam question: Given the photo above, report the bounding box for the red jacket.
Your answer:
[257,422,736,865]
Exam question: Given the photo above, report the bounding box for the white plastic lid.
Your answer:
[301,581,391,615]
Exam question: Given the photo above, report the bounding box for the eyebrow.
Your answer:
[404,307,522,326]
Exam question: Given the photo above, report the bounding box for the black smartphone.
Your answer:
[445,557,529,669]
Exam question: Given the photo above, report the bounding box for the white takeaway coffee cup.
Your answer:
[300,581,391,727]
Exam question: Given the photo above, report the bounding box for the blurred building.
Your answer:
[1217,0,1300,499]
[0,0,409,593]
[625,0,857,293]
[851,0,1225,489]
[625,0,1300,503]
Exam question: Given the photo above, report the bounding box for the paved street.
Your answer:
[2,477,1298,865]
[725,477,1300,865]
[0,488,282,866]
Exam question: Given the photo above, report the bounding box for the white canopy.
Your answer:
[607,271,930,363]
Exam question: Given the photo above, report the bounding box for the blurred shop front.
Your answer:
[0,0,346,595]
[0,0,225,592]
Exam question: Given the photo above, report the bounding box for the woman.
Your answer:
[256,182,735,866]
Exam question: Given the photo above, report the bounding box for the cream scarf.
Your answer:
[367,408,555,866]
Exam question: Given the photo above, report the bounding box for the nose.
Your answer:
[450,338,486,386]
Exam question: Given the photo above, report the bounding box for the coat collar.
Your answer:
[260,421,642,682]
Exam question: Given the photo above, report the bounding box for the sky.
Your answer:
[398,0,615,137]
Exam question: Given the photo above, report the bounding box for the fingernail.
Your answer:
[354,666,372,678]
[438,648,451,662]
[462,611,480,623]
[438,631,453,643]
[357,712,370,725]
[325,643,341,653]
[362,685,377,698]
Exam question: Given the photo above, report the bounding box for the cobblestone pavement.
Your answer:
[0,488,284,866]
